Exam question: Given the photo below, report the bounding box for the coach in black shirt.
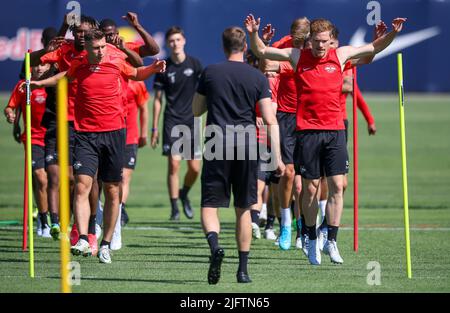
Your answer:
[192,26,284,284]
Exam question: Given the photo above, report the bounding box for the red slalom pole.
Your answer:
[22,157,28,251]
[352,66,359,252]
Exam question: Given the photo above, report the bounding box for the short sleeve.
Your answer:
[66,59,82,80]
[125,42,142,55]
[40,48,61,65]
[258,75,272,101]
[136,82,150,106]
[7,81,24,109]
[119,60,137,77]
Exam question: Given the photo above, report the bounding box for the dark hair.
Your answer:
[41,27,57,47]
[165,26,184,40]
[222,26,246,54]
[331,25,339,39]
[99,18,117,30]
[70,15,99,32]
[84,29,105,43]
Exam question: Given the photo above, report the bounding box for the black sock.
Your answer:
[327,225,339,242]
[121,202,126,211]
[179,185,191,199]
[277,216,282,226]
[39,212,49,228]
[170,198,179,214]
[301,215,307,236]
[320,216,328,230]
[100,240,110,248]
[306,224,317,240]
[206,231,219,254]
[296,218,302,238]
[250,210,260,224]
[79,234,88,242]
[238,251,249,273]
[265,215,275,230]
[50,212,59,224]
[88,215,96,235]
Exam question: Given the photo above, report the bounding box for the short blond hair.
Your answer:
[310,18,334,36]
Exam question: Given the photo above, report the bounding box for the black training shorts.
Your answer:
[123,144,138,170]
[73,128,126,183]
[201,156,258,209]
[276,111,296,165]
[31,144,45,170]
[44,120,75,167]
[295,130,349,179]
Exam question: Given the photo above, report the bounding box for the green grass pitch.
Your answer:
[0,93,449,293]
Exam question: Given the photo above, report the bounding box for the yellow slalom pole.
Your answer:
[397,53,412,279]
[57,77,71,293]
[25,51,34,278]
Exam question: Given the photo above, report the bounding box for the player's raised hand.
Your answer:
[151,59,166,73]
[46,36,65,52]
[244,14,260,34]
[374,21,387,40]
[262,24,275,43]
[122,12,140,28]
[392,18,407,33]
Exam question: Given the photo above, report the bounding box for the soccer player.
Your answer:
[246,14,406,265]
[29,15,99,242]
[258,18,310,251]
[316,24,384,250]
[151,26,203,221]
[29,29,165,263]
[193,26,284,284]
[5,63,52,237]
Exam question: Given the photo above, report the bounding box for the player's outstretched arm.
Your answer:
[352,21,388,65]
[337,18,406,67]
[192,93,207,117]
[123,12,160,57]
[244,14,297,65]
[132,59,166,81]
[21,71,68,90]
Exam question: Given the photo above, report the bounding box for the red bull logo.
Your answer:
[0,28,44,61]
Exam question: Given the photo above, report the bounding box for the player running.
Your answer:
[29,29,165,263]
[5,63,52,237]
[151,26,203,221]
[246,14,406,265]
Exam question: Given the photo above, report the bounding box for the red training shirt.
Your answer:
[7,80,47,146]
[66,53,136,132]
[295,48,344,130]
[125,80,150,145]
